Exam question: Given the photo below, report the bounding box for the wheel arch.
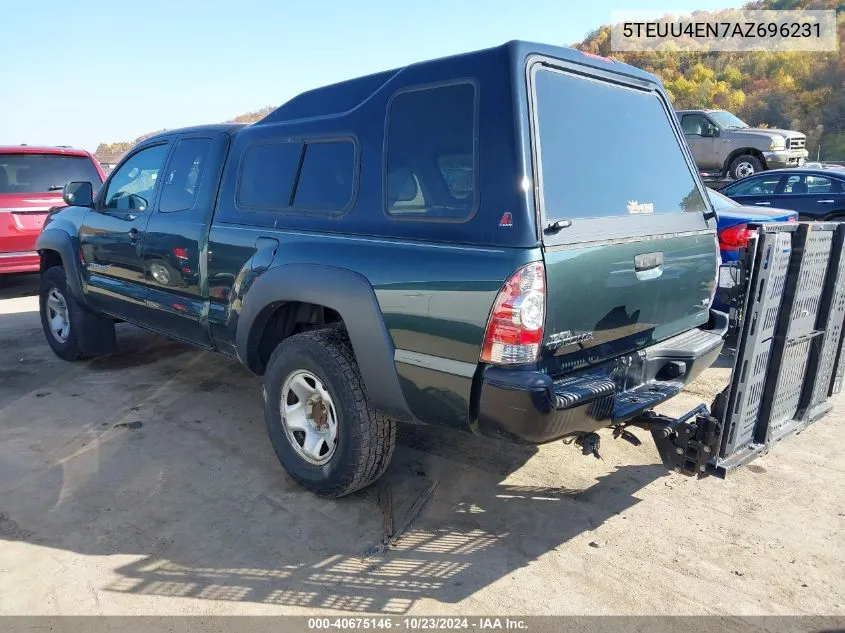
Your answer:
[34,229,88,306]
[724,148,766,173]
[236,263,415,422]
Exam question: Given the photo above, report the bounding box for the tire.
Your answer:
[39,266,115,361]
[729,154,763,180]
[263,328,396,497]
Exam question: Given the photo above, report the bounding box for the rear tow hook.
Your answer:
[628,404,722,478]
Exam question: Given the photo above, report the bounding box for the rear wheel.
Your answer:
[263,328,396,497]
[729,154,763,180]
[39,266,115,361]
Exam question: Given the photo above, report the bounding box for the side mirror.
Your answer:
[63,181,94,207]
[703,125,719,138]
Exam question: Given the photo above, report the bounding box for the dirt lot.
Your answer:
[0,274,843,616]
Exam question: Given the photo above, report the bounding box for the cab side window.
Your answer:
[103,144,170,211]
[159,138,212,213]
[681,114,708,136]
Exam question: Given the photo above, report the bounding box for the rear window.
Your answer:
[533,69,706,219]
[385,83,477,221]
[0,153,103,194]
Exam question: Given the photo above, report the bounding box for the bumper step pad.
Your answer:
[550,325,724,424]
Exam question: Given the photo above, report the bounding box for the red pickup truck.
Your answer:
[1,145,105,275]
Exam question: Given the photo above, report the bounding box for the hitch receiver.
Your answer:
[630,405,722,478]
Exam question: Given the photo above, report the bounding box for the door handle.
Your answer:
[818,199,835,203]
[634,251,664,280]
[754,201,771,206]
[128,228,139,242]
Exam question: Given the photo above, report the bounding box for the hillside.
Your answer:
[575,0,845,158]
[94,111,273,158]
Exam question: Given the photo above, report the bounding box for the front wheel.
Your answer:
[39,266,115,361]
[263,328,396,497]
[729,154,763,180]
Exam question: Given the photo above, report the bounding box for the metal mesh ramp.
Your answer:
[713,222,845,475]
[800,225,845,421]
[717,226,794,466]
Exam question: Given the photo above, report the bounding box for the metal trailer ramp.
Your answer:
[712,221,845,476]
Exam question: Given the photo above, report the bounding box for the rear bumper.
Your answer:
[477,311,728,444]
[0,251,40,274]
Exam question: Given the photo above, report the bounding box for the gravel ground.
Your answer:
[0,274,842,616]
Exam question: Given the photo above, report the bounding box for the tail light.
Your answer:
[719,223,756,250]
[172,247,188,259]
[481,262,546,365]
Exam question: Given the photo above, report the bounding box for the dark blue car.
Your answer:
[708,187,796,314]
[720,168,845,220]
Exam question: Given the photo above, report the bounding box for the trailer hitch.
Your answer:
[628,404,722,478]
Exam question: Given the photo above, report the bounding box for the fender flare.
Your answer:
[34,229,88,306]
[236,263,415,422]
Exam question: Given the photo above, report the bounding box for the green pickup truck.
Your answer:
[677,109,808,180]
[36,41,726,497]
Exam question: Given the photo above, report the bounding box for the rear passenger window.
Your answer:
[385,83,476,220]
[238,142,302,209]
[805,175,837,193]
[293,141,355,211]
[160,138,212,213]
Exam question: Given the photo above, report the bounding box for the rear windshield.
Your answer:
[0,153,103,194]
[533,68,706,220]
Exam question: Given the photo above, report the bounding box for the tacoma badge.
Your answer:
[547,330,594,349]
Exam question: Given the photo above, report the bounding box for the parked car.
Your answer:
[677,109,808,180]
[720,168,845,221]
[1,145,105,275]
[709,188,798,262]
[36,41,726,497]
[707,187,797,317]
[802,161,845,171]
